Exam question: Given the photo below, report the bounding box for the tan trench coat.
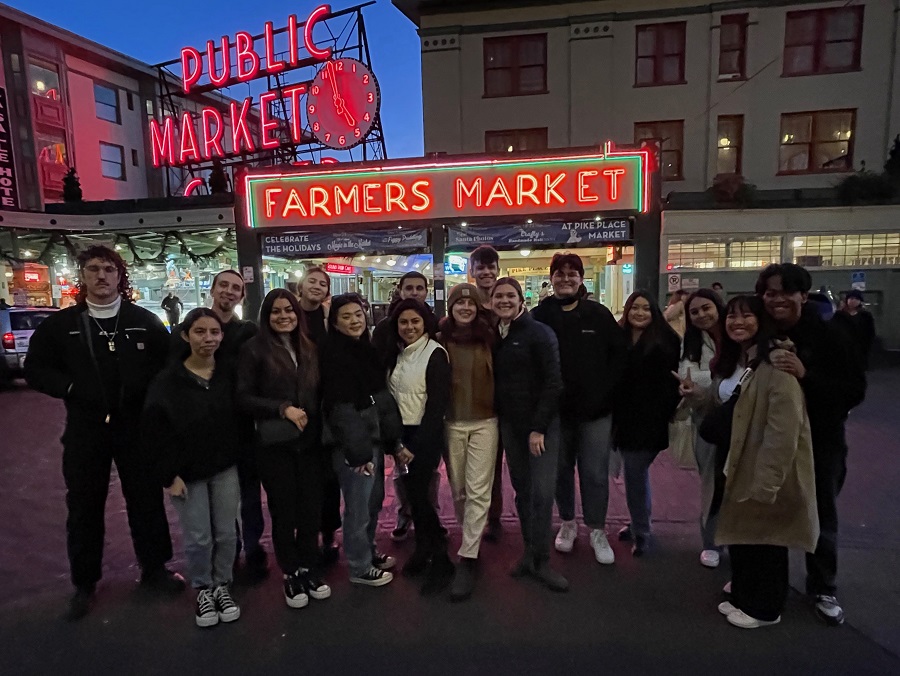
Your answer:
[714,359,820,553]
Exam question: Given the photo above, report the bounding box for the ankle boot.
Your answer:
[402,547,431,577]
[421,552,455,596]
[533,559,569,593]
[450,557,476,602]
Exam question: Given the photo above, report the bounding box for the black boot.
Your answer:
[65,585,95,621]
[421,552,454,596]
[402,547,432,577]
[510,548,535,578]
[245,548,270,583]
[450,558,476,602]
[140,567,185,596]
[533,558,569,593]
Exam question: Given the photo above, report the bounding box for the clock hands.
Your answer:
[326,60,356,127]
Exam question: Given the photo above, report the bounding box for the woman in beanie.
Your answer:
[439,283,499,601]
[491,277,566,592]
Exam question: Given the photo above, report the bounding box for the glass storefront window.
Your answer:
[792,234,900,267]
[667,237,780,270]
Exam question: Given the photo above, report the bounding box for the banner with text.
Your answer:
[261,228,428,258]
[0,87,21,210]
[447,219,631,249]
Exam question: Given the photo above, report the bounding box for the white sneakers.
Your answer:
[554,521,578,553]
[700,549,721,568]
[719,600,780,628]
[590,529,615,565]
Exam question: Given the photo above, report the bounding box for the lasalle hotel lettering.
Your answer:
[0,87,20,210]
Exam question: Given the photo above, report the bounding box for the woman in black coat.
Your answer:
[236,289,329,610]
[613,291,681,557]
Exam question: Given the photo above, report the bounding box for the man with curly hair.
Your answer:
[25,245,183,621]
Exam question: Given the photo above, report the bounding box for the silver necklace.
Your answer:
[91,312,121,352]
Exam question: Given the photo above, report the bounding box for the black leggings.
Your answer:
[402,426,445,557]
[729,544,789,622]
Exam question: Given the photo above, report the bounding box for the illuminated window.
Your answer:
[719,14,748,80]
[792,234,900,268]
[485,128,548,153]
[783,7,864,77]
[635,22,686,86]
[28,62,60,99]
[100,142,126,180]
[716,115,744,175]
[667,237,781,270]
[483,34,547,98]
[778,110,854,174]
[36,131,68,166]
[635,120,684,180]
[94,83,120,124]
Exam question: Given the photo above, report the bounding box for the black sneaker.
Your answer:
[815,595,845,626]
[298,570,332,600]
[372,551,396,571]
[618,525,633,541]
[140,568,186,596]
[350,566,394,587]
[195,588,219,628]
[283,573,309,609]
[65,586,95,622]
[213,584,240,623]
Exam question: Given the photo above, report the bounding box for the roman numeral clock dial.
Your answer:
[307,57,381,150]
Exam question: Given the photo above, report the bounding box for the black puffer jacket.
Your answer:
[493,311,563,434]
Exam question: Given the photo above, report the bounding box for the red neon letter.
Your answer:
[411,180,431,212]
[206,37,231,87]
[201,108,225,159]
[183,178,204,196]
[603,168,626,201]
[309,187,332,217]
[455,177,482,209]
[181,47,202,94]
[179,112,201,164]
[150,117,176,166]
[229,98,255,153]
[288,15,300,66]
[516,174,540,205]
[363,183,383,213]
[282,189,308,217]
[544,172,566,205]
[304,5,333,60]
[283,84,308,142]
[258,92,280,150]
[334,185,359,215]
[264,22,286,74]
[265,188,282,218]
[235,32,260,82]
[385,182,408,212]
[577,170,600,204]
[485,177,513,207]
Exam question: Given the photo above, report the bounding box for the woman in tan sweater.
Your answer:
[439,283,499,602]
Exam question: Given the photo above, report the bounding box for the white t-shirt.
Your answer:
[718,366,744,402]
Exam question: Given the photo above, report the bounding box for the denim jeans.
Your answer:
[691,414,721,551]
[501,418,560,562]
[171,466,240,589]
[556,415,613,528]
[334,447,385,578]
[621,451,657,539]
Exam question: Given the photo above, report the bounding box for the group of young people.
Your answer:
[25,243,865,632]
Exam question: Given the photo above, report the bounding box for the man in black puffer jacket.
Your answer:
[532,253,626,566]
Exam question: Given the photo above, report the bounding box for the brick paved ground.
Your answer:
[0,366,898,674]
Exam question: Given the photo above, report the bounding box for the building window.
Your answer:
[635,22,686,86]
[667,237,781,270]
[145,99,155,118]
[94,83,120,123]
[778,110,854,174]
[719,14,748,80]
[28,62,61,99]
[783,6,864,77]
[792,234,900,268]
[126,91,134,111]
[131,149,139,167]
[483,34,547,98]
[100,142,126,180]
[635,120,684,180]
[485,128,548,153]
[716,115,744,175]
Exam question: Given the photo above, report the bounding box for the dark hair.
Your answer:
[549,252,584,277]
[76,245,132,304]
[386,298,438,369]
[712,281,723,290]
[682,288,726,363]
[440,305,495,348]
[180,308,224,356]
[713,295,775,378]
[258,289,318,392]
[469,245,499,269]
[328,293,371,344]
[490,276,524,302]
[211,269,246,298]
[398,271,428,290]
[755,263,812,296]
[620,290,679,353]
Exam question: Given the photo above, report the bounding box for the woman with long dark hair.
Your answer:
[320,293,409,587]
[386,298,453,594]
[613,291,681,556]
[143,308,241,628]
[439,283,498,601]
[236,289,329,609]
[675,288,727,568]
[711,295,818,628]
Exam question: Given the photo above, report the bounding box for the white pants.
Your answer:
[446,418,500,559]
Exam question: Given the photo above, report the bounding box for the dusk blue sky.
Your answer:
[7,0,425,158]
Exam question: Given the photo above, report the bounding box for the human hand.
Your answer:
[284,406,308,431]
[354,462,375,476]
[528,432,545,457]
[671,367,696,397]
[771,351,806,379]
[395,447,414,465]
[166,476,187,498]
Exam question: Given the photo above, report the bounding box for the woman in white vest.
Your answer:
[386,298,453,595]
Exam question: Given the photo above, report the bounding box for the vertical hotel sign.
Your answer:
[0,86,20,210]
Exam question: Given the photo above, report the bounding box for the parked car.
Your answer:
[1,307,58,382]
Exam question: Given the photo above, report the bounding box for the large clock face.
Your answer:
[307,58,380,150]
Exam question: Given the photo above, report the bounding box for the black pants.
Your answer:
[62,418,173,589]
[236,447,265,557]
[320,465,342,542]
[402,426,445,558]
[729,544,789,622]
[806,436,848,596]
[256,444,323,574]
